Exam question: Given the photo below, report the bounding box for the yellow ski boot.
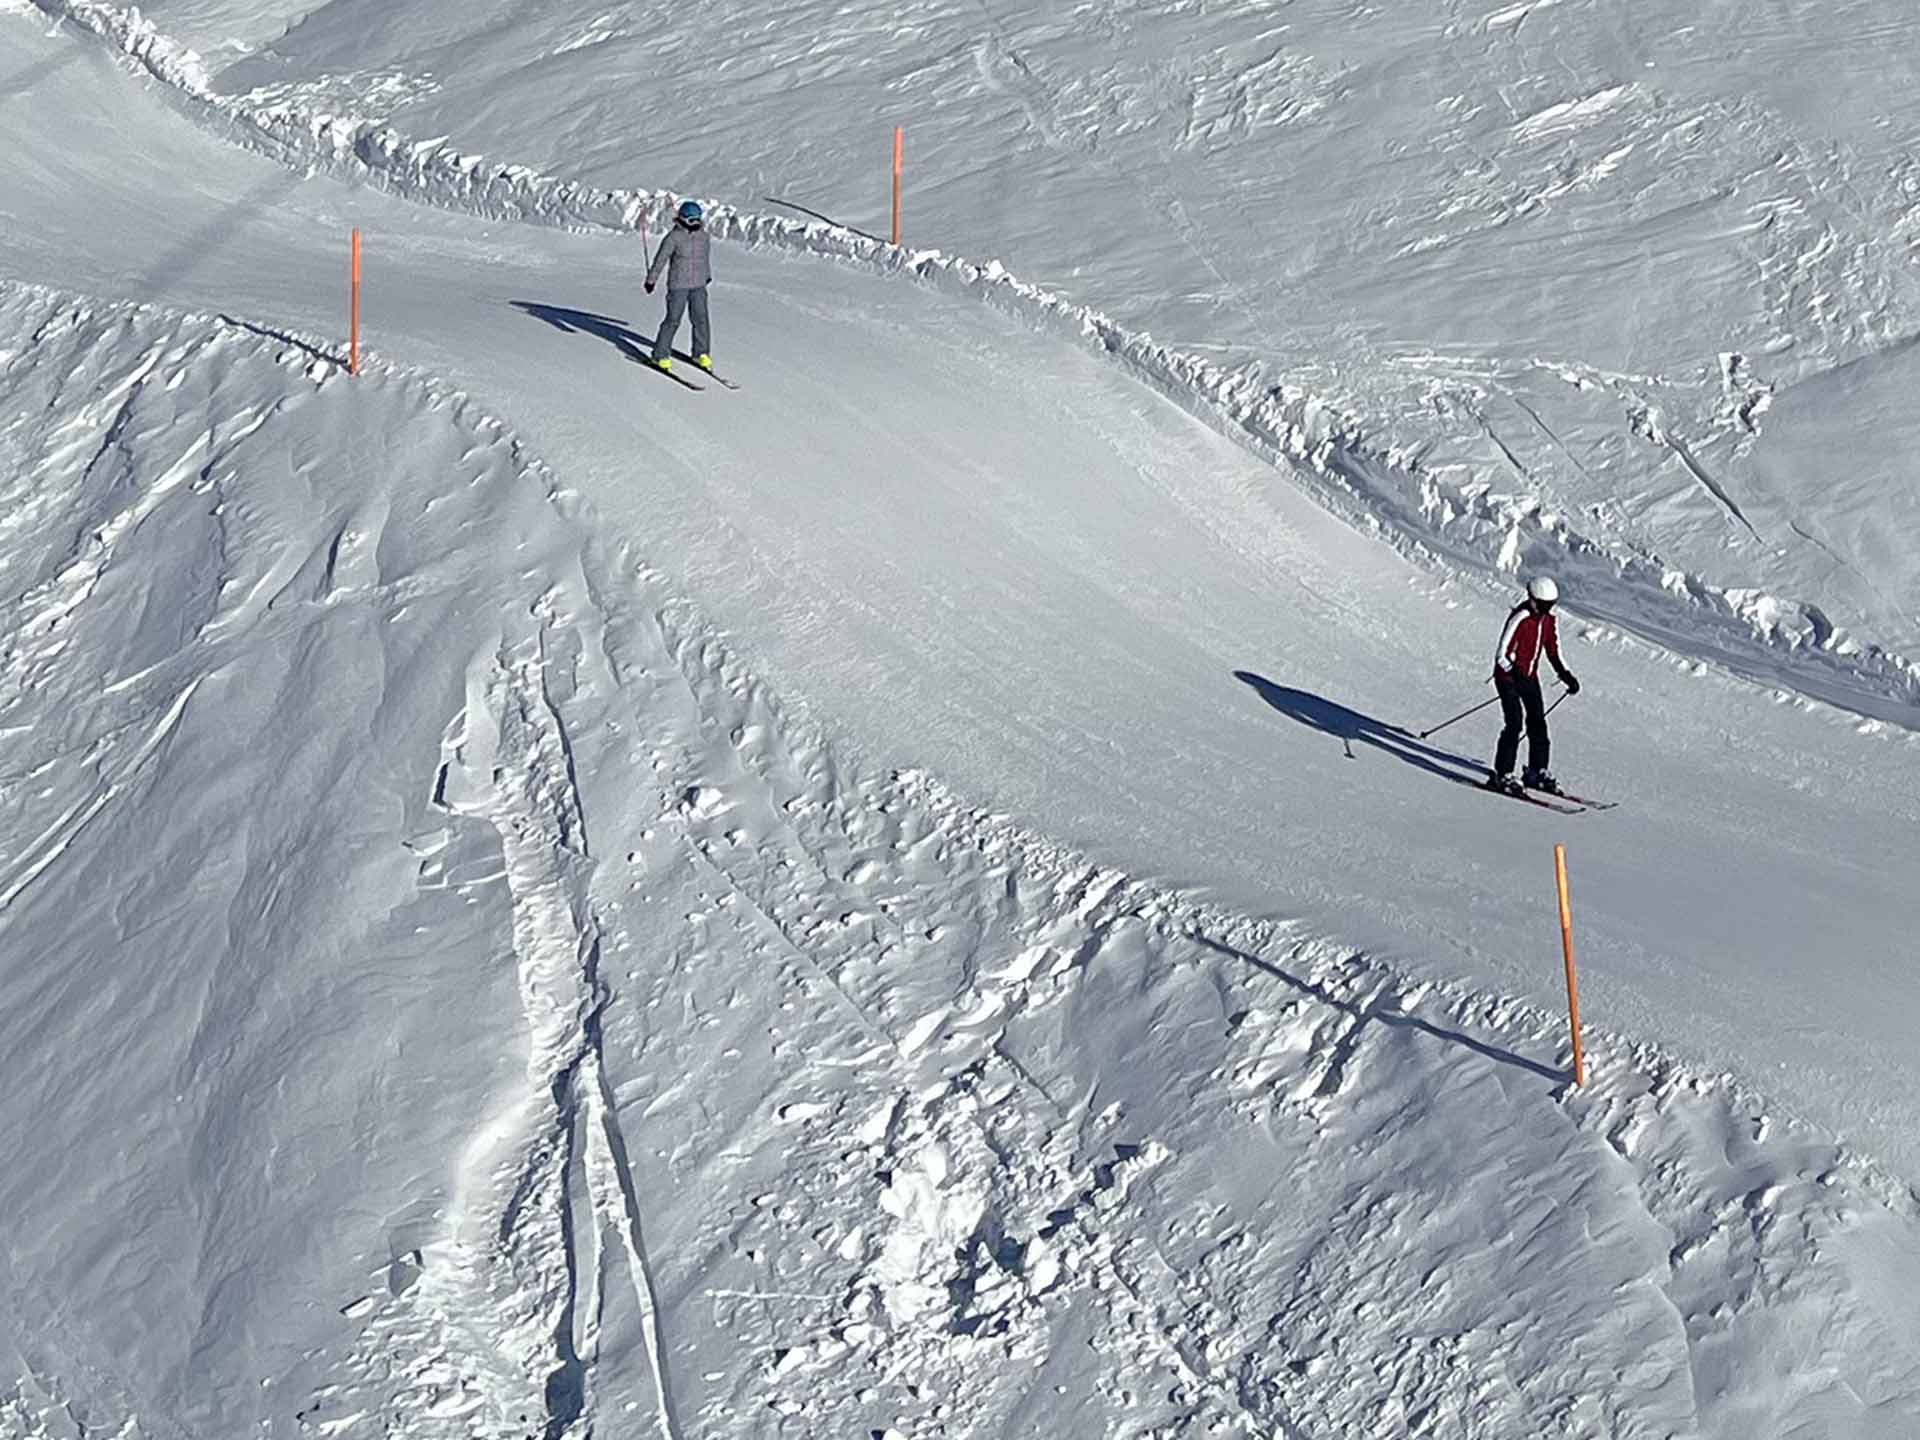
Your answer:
[696,353,714,372]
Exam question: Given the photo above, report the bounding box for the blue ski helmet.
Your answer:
[677,199,704,226]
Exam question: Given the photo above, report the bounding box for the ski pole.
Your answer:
[1417,693,1500,740]
[1546,688,1572,718]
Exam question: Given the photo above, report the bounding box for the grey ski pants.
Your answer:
[653,285,710,361]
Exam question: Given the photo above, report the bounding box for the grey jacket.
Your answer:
[647,222,712,290]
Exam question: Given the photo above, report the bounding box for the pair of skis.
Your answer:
[640,351,739,392]
[1462,776,1617,815]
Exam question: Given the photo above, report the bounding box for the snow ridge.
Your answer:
[27,0,1920,732]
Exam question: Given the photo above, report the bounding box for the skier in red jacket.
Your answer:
[1486,577,1581,796]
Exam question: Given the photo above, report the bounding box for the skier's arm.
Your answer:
[1545,617,1580,692]
[1492,609,1523,678]
[645,229,677,288]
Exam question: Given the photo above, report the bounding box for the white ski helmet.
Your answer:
[1528,576,1560,604]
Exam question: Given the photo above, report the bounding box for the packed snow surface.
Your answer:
[4,3,1920,1439]
[116,0,1920,687]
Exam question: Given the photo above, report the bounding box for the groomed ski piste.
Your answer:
[3,3,1920,1437]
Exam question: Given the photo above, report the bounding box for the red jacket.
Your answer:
[1494,603,1565,680]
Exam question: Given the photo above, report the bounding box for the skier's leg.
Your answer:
[689,286,711,358]
[652,288,689,361]
[1521,675,1550,774]
[1493,674,1523,776]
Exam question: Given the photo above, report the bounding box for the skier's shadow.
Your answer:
[511,301,654,365]
[1234,671,1482,784]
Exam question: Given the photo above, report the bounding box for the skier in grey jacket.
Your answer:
[645,200,713,373]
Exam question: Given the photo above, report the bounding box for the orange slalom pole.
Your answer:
[1555,843,1585,1086]
[891,126,904,246]
[349,229,362,375]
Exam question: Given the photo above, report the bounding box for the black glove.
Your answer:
[645,281,656,294]
[1560,672,1581,696]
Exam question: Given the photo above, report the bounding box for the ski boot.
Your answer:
[1522,768,1564,796]
[1484,770,1525,797]
[655,356,674,372]
[696,353,714,372]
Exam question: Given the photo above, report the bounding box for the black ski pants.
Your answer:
[1493,671,1549,777]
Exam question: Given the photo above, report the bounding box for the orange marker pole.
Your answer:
[1555,843,1585,1086]
[891,126,904,246]
[349,229,362,375]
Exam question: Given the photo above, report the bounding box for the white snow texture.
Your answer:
[3,3,1920,1439]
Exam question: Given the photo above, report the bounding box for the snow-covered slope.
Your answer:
[6,5,1920,1439]
[99,0,1920,699]
[0,283,556,1434]
[7,275,1920,1440]
[9,4,1918,1159]
[23,0,1920,728]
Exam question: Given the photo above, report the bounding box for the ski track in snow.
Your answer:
[429,603,678,1440]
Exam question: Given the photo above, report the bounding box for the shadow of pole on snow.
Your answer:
[760,196,885,243]
[1196,934,1566,1084]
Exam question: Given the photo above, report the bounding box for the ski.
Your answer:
[1457,775,1586,814]
[639,357,704,391]
[1549,791,1618,812]
[672,351,738,388]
